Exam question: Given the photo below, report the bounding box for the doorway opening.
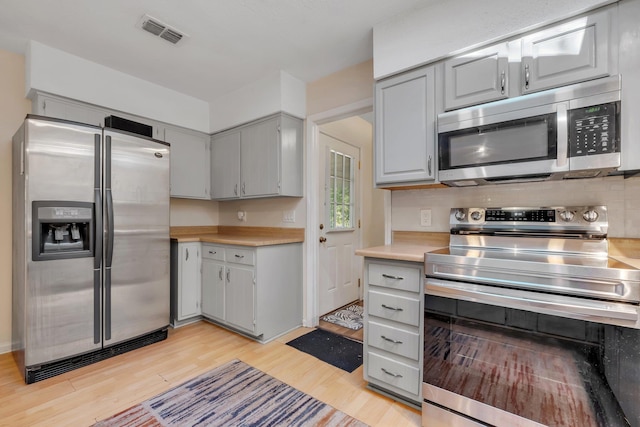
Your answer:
[305,99,386,341]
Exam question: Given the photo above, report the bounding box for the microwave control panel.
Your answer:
[569,101,619,157]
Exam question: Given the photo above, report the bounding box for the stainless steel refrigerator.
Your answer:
[12,115,171,383]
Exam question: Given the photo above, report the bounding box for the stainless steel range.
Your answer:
[423,206,640,427]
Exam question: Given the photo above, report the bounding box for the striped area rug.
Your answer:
[93,359,367,427]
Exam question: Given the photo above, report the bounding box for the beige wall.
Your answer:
[306,59,374,116]
[0,49,32,353]
[170,198,219,226]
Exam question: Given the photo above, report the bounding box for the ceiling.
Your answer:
[0,0,433,103]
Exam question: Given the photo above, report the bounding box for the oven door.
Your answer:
[437,103,568,186]
[423,278,640,427]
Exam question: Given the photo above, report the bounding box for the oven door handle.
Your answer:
[426,278,639,326]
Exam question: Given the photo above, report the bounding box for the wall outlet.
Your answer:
[237,210,246,221]
[282,209,296,223]
[420,209,432,227]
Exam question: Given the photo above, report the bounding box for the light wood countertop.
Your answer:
[171,226,304,247]
[355,232,449,263]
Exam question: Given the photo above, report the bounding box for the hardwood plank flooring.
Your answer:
[0,322,420,426]
[318,300,364,342]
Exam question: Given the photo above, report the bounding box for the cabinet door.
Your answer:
[178,243,201,320]
[202,259,225,320]
[375,66,435,185]
[165,127,210,199]
[241,118,280,197]
[444,42,510,110]
[211,131,241,199]
[521,9,610,94]
[38,95,108,127]
[225,265,255,333]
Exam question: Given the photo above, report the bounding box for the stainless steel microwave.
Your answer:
[437,76,621,186]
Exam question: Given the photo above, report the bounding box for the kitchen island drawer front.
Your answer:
[225,248,254,266]
[368,351,420,395]
[368,290,421,326]
[368,320,420,360]
[202,245,225,261]
[369,262,420,292]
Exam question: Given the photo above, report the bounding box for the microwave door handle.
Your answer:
[556,104,568,168]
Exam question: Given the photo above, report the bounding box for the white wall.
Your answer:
[27,41,210,132]
[373,0,613,79]
[218,197,306,228]
[391,175,640,238]
[209,70,306,133]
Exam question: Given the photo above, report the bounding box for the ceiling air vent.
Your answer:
[137,14,188,45]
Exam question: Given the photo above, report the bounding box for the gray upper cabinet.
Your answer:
[442,7,614,111]
[34,93,108,127]
[444,42,510,111]
[521,8,612,94]
[375,65,436,186]
[241,117,280,197]
[210,112,303,200]
[211,130,241,199]
[165,126,211,200]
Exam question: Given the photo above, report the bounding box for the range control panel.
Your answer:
[451,206,608,231]
[569,102,619,157]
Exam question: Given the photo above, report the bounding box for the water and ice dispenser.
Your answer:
[32,201,94,261]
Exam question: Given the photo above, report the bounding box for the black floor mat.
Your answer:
[286,329,363,373]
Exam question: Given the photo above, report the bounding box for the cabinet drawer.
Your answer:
[367,320,420,361]
[368,290,421,327]
[367,351,420,396]
[225,248,254,265]
[368,263,420,292]
[202,245,225,261]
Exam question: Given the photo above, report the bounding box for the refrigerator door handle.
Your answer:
[93,134,102,344]
[104,134,114,341]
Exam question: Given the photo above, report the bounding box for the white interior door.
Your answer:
[318,132,361,316]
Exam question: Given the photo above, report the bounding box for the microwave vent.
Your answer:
[137,14,188,45]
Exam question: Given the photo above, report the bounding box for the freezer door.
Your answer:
[24,118,103,366]
[103,130,170,346]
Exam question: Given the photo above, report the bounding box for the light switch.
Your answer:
[420,209,432,227]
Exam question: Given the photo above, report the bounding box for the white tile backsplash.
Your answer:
[391,175,640,237]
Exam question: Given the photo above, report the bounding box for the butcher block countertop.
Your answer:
[355,231,450,263]
[170,226,304,247]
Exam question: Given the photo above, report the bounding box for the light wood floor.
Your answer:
[0,321,420,426]
[318,300,364,342]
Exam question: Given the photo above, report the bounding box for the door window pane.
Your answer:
[328,149,354,230]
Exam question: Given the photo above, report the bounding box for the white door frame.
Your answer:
[304,98,374,327]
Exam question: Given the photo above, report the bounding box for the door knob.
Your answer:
[319,236,327,243]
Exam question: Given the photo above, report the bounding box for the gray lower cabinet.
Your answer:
[364,258,423,406]
[374,65,436,187]
[177,242,202,322]
[201,242,303,342]
[210,112,303,200]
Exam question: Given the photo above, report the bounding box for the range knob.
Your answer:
[559,210,575,222]
[583,209,599,222]
[454,209,466,221]
[470,210,483,221]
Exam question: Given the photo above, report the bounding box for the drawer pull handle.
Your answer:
[381,335,403,344]
[235,254,244,259]
[382,274,404,280]
[209,251,216,255]
[381,304,403,312]
[381,368,403,378]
